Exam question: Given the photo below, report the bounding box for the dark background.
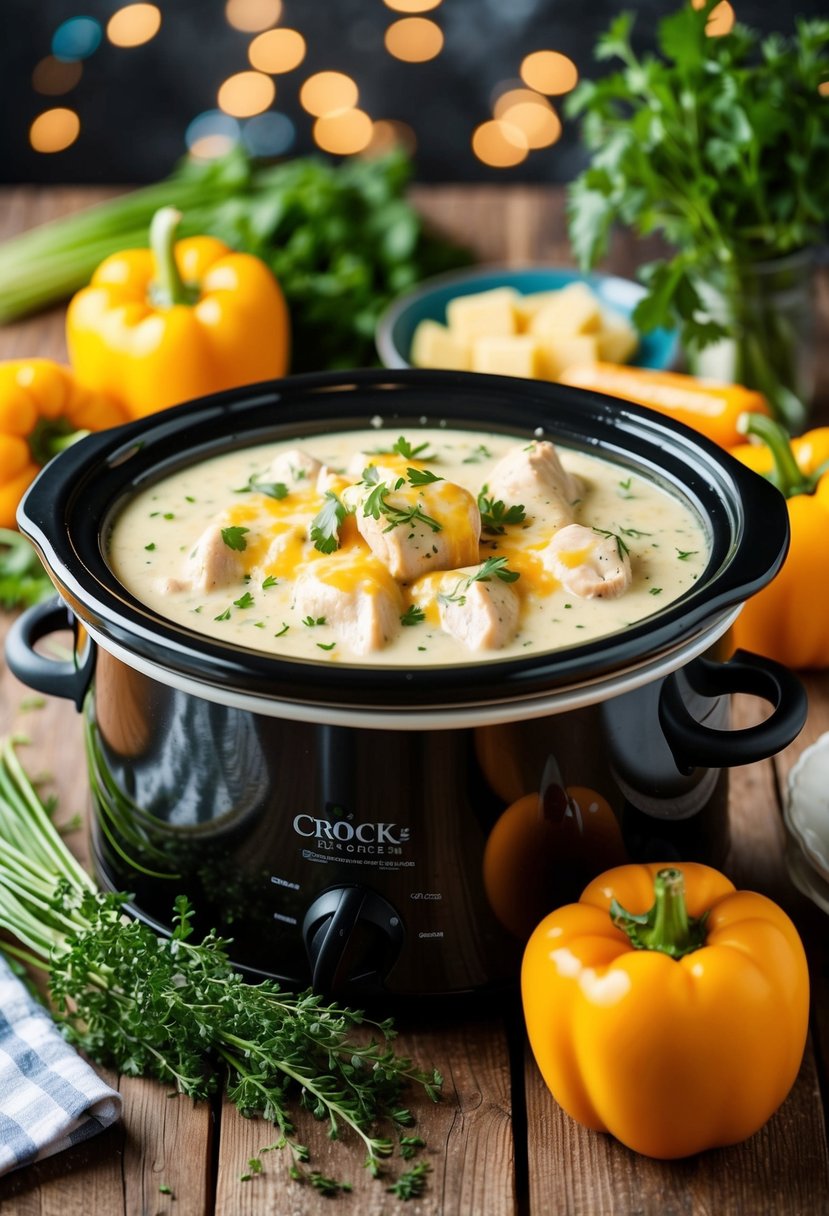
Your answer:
[3,0,826,185]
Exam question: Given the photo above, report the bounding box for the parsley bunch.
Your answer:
[0,531,54,609]
[0,739,440,1195]
[567,3,829,426]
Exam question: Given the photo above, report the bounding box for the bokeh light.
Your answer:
[52,17,102,62]
[186,110,241,155]
[300,71,359,117]
[384,17,444,62]
[520,50,578,96]
[383,0,441,10]
[248,28,306,74]
[107,4,162,48]
[225,0,282,32]
[30,108,81,153]
[364,119,417,157]
[190,134,238,160]
[313,109,373,155]
[218,71,276,118]
[495,91,561,150]
[691,0,736,37]
[472,120,528,168]
[820,80,829,97]
[32,56,82,95]
[242,111,296,156]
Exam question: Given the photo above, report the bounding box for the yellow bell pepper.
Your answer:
[730,413,829,669]
[0,359,125,529]
[560,363,770,449]
[66,207,289,419]
[522,863,809,1159]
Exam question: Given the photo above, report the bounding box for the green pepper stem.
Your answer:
[737,411,814,498]
[610,867,707,960]
[149,207,198,308]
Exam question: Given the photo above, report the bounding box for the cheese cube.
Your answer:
[410,319,471,371]
[529,283,603,340]
[538,334,599,380]
[472,335,545,379]
[597,314,640,365]
[446,288,519,342]
[514,291,567,331]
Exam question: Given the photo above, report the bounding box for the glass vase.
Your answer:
[689,249,816,433]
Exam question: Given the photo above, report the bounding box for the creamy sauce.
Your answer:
[108,427,708,665]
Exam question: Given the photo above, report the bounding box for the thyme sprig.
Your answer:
[0,739,441,1196]
[591,527,630,563]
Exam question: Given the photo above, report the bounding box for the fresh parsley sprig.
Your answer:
[437,556,520,607]
[360,467,443,535]
[477,487,526,535]
[310,491,348,555]
[371,436,437,462]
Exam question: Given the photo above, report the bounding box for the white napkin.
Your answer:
[0,955,121,1175]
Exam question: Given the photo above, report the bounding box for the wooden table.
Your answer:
[0,186,828,1216]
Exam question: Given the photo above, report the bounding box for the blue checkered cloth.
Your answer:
[0,955,121,1175]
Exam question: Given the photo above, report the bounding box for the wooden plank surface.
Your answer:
[0,183,828,1215]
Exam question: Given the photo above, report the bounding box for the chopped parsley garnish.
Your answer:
[360,468,442,535]
[437,556,519,607]
[676,548,699,561]
[163,512,174,520]
[274,622,289,637]
[477,486,526,534]
[406,467,443,486]
[302,615,326,627]
[316,641,336,651]
[236,475,289,500]
[400,604,426,626]
[371,435,436,461]
[592,527,630,561]
[159,1184,174,1196]
[310,491,348,555]
[650,587,663,596]
[234,591,255,609]
[617,477,635,500]
[185,495,196,503]
[214,606,232,621]
[620,527,652,539]
[462,444,492,464]
[262,575,278,589]
[144,542,156,551]
[221,526,249,552]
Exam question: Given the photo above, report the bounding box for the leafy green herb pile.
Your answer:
[0,530,54,609]
[0,738,441,1196]
[0,148,470,370]
[567,5,829,356]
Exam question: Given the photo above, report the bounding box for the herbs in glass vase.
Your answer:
[566,2,829,430]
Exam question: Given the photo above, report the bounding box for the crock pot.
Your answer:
[6,369,807,1002]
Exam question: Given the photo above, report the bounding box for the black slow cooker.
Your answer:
[6,370,806,1001]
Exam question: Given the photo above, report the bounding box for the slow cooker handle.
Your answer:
[5,597,95,712]
[659,649,807,776]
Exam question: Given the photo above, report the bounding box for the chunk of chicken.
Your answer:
[293,554,402,655]
[542,523,632,599]
[344,477,481,582]
[436,567,520,651]
[266,448,322,488]
[486,440,582,530]
[186,524,245,592]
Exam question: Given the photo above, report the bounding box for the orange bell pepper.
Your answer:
[730,413,829,669]
[66,207,289,419]
[0,359,125,529]
[560,363,770,449]
[522,863,809,1159]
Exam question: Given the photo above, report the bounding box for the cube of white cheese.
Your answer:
[410,319,471,371]
[472,335,546,379]
[538,333,599,379]
[529,282,603,340]
[446,287,519,342]
[514,291,567,331]
[597,314,640,365]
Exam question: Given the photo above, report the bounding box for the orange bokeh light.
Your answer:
[300,71,359,117]
[30,108,80,153]
[225,0,281,33]
[313,109,374,155]
[248,28,306,73]
[383,0,441,10]
[218,71,275,117]
[363,119,417,157]
[692,0,736,36]
[472,120,528,168]
[32,56,82,95]
[106,4,162,48]
[520,50,578,96]
[384,17,444,63]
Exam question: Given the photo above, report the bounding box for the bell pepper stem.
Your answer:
[149,207,197,308]
[737,412,813,497]
[610,867,707,959]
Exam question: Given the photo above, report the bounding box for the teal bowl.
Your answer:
[376,265,678,371]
